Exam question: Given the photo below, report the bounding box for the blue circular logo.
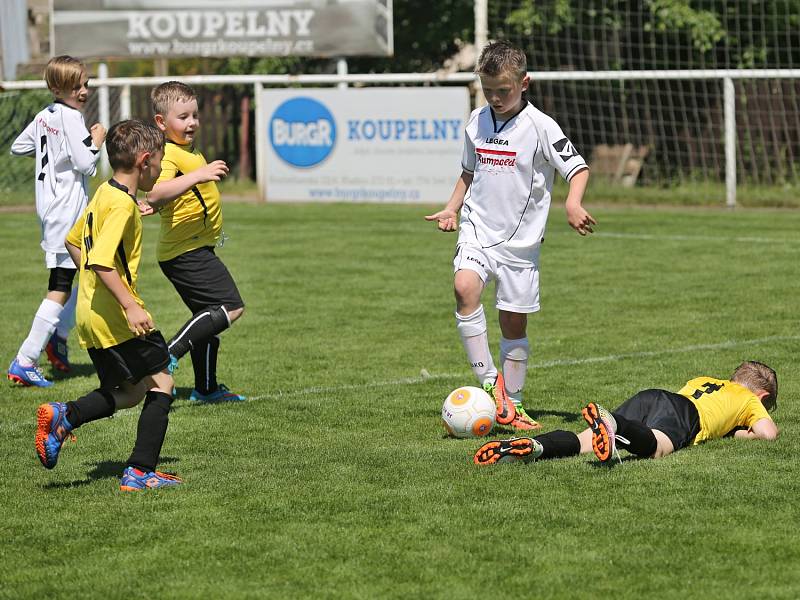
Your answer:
[269,97,336,168]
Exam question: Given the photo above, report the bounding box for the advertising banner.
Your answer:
[258,87,470,203]
[53,0,393,58]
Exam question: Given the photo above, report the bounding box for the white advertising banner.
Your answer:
[258,87,470,203]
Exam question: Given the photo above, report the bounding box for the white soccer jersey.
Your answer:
[10,102,99,258]
[458,102,587,267]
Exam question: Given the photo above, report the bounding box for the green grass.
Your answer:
[1,202,798,599]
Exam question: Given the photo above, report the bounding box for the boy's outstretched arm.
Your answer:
[93,266,154,337]
[733,418,779,441]
[565,168,595,236]
[144,160,229,210]
[424,170,473,232]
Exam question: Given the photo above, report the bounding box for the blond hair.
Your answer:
[731,361,778,411]
[476,40,527,80]
[151,81,196,116]
[106,119,164,170]
[44,56,86,96]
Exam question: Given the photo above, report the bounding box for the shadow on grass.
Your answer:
[50,362,97,380]
[42,456,180,489]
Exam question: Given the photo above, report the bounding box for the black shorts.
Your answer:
[87,331,171,390]
[613,389,701,451]
[48,267,77,293]
[159,246,244,314]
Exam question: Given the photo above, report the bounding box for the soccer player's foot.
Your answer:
[8,359,53,388]
[189,383,246,403]
[483,373,516,425]
[508,404,542,431]
[35,402,74,469]
[45,333,70,373]
[473,437,541,465]
[582,402,619,463]
[119,466,182,492]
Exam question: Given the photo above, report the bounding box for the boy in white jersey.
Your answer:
[426,40,595,430]
[8,56,106,387]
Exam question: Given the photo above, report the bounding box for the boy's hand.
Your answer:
[125,305,154,337]
[89,123,106,148]
[566,203,596,236]
[137,199,155,217]
[425,208,458,232]
[196,160,229,183]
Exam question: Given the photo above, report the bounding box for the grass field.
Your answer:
[1,202,798,599]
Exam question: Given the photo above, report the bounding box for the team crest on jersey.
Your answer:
[484,138,509,145]
[553,137,578,161]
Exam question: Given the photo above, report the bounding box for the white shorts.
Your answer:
[453,244,540,313]
[45,251,76,269]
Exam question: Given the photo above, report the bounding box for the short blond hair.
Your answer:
[732,361,778,411]
[476,40,527,80]
[106,119,164,170]
[44,55,86,96]
[151,81,196,116]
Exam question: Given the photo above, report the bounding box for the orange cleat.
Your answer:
[483,373,516,425]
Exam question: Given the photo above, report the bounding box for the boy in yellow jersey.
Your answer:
[34,119,181,491]
[474,361,778,465]
[141,81,245,403]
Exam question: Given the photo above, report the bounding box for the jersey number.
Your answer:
[690,382,724,399]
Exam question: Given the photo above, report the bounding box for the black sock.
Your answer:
[65,389,116,428]
[533,430,581,460]
[613,414,658,457]
[190,335,219,395]
[126,391,173,473]
[168,306,230,359]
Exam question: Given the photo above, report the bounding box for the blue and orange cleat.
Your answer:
[45,332,70,372]
[119,466,182,491]
[9,359,53,388]
[189,383,246,403]
[35,402,74,469]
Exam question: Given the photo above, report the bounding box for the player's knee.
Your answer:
[226,305,244,323]
[453,274,482,311]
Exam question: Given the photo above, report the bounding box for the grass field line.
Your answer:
[595,231,793,244]
[248,333,800,402]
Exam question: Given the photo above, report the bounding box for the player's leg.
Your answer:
[610,389,694,459]
[474,429,584,465]
[10,265,76,386]
[46,284,77,372]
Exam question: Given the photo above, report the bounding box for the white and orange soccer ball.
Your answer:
[441,386,496,438]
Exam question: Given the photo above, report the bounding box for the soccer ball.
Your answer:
[441,386,496,438]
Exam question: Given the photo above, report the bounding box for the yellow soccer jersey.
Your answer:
[155,140,222,262]
[66,179,152,349]
[678,377,772,444]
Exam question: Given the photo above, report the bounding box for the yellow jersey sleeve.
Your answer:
[66,211,85,248]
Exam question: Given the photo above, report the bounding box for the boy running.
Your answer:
[426,41,594,430]
[8,56,105,386]
[35,119,181,491]
[474,361,779,465]
[141,81,245,402]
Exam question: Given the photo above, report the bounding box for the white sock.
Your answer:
[17,298,63,366]
[500,336,529,407]
[56,290,77,339]
[455,305,497,386]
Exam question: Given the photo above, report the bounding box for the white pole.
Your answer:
[337,58,348,89]
[254,82,266,202]
[724,77,736,208]
[98,63,110,177]
[474,0,488,107]
[120,84,131,120]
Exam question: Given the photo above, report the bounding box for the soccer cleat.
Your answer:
[8,359,53,388]
[45,332,70,372]
[473,437,539,465]
[508,404,542,431]
[189,383,246,403]
[35,402,75,469]
[582,402,619,463]
[119,466,182,492]
[483,373,516,425]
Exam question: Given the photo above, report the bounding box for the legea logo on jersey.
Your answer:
[270,97,336,168]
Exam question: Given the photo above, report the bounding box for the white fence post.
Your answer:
[724,77,736,208]
[337,58,348,89]
[254,82,266,202]
[474,0,488,107]
[120,84,131,120]
[97,62,110,177]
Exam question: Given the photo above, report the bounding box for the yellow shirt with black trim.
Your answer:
[155,140,222,262]
[66,180,152,349]
[678,377,772,444]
